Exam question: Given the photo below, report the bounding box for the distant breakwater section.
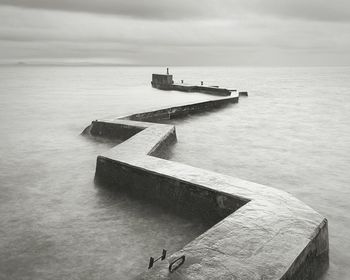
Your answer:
[82,92,328,280]
[151,72,249,97]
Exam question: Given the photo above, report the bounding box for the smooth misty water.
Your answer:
[0,66,349,280]
[0,66,214,280]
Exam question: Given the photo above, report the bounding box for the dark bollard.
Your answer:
[148,249,167,269]
[201,81,203,85]
[181,80,183,84]
[239,91,248,97]
[167,68,169,75]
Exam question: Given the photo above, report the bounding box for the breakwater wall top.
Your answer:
[83,88,328,279]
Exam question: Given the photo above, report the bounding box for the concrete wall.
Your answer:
[281,220,329,280]
[151,74,173,89]
[192,85,231,96]
[123,97,238,122]
[171,84,231,96]
[95,157,246,224]
[83,93,329,280]
[87,120,145,140]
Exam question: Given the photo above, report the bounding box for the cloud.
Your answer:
[249,0,350,22]
[1,0,350,22]
[0,0,221,20]
[0,2,349,66]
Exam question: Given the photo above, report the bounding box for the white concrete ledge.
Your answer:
[83,93,328,280]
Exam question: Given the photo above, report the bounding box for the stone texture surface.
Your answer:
[151,74,174,89]
[83,93,328,280]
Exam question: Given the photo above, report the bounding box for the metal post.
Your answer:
[148,249,167,269]
[148,257,154,269]
[167,68,169,75]
[161,249,166,260]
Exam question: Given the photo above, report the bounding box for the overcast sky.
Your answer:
[0,0,349,66]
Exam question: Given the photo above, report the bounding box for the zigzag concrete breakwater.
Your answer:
[83,93,329,280]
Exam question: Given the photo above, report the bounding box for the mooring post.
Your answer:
[167,68,169,75]
[201,81,203,85]
[148,249,167,269]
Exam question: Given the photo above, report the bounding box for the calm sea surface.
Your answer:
[0,66,349,279]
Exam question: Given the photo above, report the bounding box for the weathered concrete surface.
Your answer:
[151,74,174,90]
[83,92,328,280]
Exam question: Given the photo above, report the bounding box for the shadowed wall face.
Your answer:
[95,157,247,224]
[151,74,173,89]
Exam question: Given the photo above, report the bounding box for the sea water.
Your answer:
[0,66,349,279]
